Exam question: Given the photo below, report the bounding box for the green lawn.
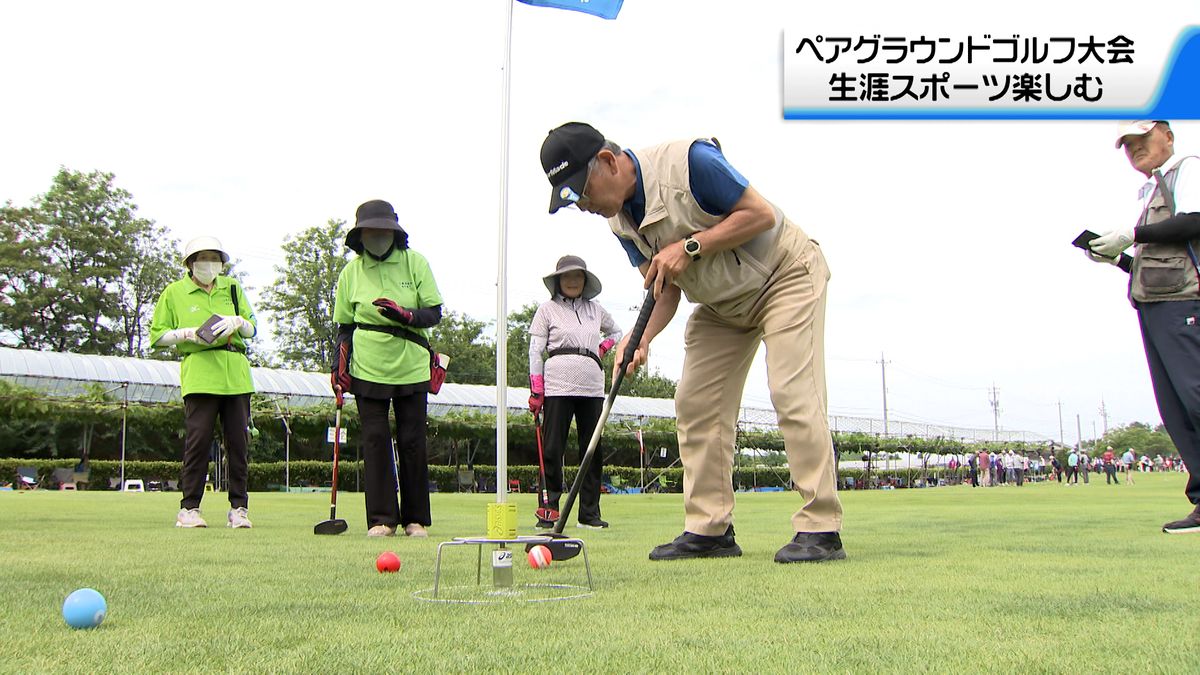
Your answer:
[2,473,1196,673]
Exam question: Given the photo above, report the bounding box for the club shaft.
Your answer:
[330,405,341,520]
[554,290,656,534]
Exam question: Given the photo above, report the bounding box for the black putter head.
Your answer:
[525,533,581,561]
[314,519,348,535]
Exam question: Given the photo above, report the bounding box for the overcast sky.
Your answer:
[3,1,1199,443]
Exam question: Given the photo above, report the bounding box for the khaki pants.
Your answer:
[674,237,841,536]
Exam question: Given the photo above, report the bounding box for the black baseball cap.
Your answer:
[541,122,605,214]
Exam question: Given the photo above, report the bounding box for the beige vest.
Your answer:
[608,139,810,315]
[1129,158,1200,303]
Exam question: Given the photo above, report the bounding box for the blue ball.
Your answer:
[62,588,106,629]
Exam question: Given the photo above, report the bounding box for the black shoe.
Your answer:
[1162,506,1200,534]
[577,518,609,530]
[534,518,555,530]
[774,531,847,563]
[649,526,741,560]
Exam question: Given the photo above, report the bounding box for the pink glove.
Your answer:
[598,339,616,358]
[528,374,544,415]
[373,298,413,324]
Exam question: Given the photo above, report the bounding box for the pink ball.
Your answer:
[375,551,401,573]
[527,544,552,569]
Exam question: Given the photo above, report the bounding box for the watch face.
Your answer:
[685,239,700,254]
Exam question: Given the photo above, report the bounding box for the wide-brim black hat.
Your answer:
[541,122,604,214]
[542,254,602,299]
[345,199,408,253]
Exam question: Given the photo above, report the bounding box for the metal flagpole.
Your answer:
[495,0,514,506]
[120,383,129,490]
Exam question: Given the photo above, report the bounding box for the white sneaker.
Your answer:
[404,523,428,538]
[227,507,252,529]
[176,508,207,528]
[367,524,397,537]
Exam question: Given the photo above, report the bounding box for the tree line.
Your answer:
[0,168,677,397]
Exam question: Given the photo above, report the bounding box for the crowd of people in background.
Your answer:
[956,446,1184,488]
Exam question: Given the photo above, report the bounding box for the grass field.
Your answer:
[2,473,1197,674]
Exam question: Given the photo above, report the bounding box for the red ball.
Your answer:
[376,551,401,573]
[527,544,552,569]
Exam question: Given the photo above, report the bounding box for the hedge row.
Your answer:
[2,379,1066,466]
[4,459,1031,493]
[0,459,689,494]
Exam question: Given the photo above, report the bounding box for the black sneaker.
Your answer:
[774,531,847,563]
[1162,506,1200,534]
[649,525,741,560]
[577,518,609,530]
[534,518,555,530]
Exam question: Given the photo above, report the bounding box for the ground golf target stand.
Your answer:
[416,503,594,604]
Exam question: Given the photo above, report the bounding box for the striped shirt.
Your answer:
[529,295,623,398]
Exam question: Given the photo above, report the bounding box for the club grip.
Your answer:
[618,290,657,378]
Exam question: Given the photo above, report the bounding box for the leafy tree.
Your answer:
[505,303,539,387]
[259,219,349,371]
[430,310,495,385]
[117,222,179,356]
[0,168,177,356]
[618,363,678,398]
[1102,421,1178,457]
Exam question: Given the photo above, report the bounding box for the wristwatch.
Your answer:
[683,236,702,261]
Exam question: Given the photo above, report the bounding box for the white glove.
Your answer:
[1089,227,1135,257]
[211,315,252,339]
[1084,250,1121,266]
[156,328,200,347]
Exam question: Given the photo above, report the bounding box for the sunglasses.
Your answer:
[559,163,595,208]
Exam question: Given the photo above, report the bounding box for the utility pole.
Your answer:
[1057,399,1065,446]
[879,352,890,437]
[988,384,1001,441]
[1076,414,1083,451]
[1092,420,1099,453]
[1099,398,1110,436]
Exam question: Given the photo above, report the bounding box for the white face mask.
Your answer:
[361,230,395,257]
[192,261,222,285]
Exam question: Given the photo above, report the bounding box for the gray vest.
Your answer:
[1129,157,1200,303]
[607,139,810,315]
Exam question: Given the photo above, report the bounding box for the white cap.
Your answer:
[1115,120,1162,149]
[182,236,230,265]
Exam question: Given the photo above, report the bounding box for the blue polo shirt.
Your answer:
[616,140,750,267]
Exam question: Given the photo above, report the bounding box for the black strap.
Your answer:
[218,283,243,353]
[548,347,602,370]
[1152,164,1200,276]
[356,323,434,355]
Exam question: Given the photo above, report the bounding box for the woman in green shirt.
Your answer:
[331,200,444,537]
[149,236,258,529]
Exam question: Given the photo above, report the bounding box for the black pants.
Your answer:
[969,468,978,487]
[1139,300,1200,505]
[181,393,250,511]
[1106,464,1118,483]
[1067,466,1079,483]
[357,392,431,529]
[541,396,604,523]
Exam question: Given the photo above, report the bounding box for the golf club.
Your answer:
[314,398,349,535]
[528,288,657,560]
[533,410,560,523]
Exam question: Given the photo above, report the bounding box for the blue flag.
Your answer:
[515,0,623,20]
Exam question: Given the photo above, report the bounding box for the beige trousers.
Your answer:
[674,235,841,536]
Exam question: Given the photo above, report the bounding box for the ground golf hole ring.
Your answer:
[412,583,593,604]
